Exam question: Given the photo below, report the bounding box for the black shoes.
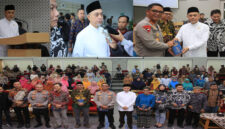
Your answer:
[168,124,173,127]
[25,123,30,128]
[192,124,198,129]
[17,124,24,128]
[54,125,62,129]
[34,123,42,128]
[84,124,90,128]
[46,123,51,128]
[74,124,80,128]
[97,124,104,129]
[118,124,124,128]
[178,124,184,128]
[110,124,116,129]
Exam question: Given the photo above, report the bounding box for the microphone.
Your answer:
[103,25,119,35]
[15,17,29,31]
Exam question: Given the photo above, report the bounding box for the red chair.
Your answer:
[220,99,225,113]
[89,97,97,114]
[67,97,74,115]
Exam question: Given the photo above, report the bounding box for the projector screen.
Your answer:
[133,0,179,8]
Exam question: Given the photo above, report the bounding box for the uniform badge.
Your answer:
[156,32,160,42]
[143,25,151,32]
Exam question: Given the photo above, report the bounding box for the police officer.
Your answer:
[94,83,116,129]
[134,3,173,57]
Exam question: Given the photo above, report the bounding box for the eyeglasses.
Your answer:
[151,10,163,14]
[164,13,172,16]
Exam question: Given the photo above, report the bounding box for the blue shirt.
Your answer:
[169,81,179,89]
[135,93,155,108]
[194,79,205,87]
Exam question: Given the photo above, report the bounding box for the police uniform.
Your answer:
[134,17,169,57]
[94,90,116,129]
[28,90,50,127]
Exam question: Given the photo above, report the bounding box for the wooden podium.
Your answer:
[0,33,50,57]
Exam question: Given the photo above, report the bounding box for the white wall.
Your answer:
[3,59,34,72]
[207,59,225,72]
[0,0,50,32]
[172,0,221,22]
[134,0,222,24]
[47,58,112,72]
[1,58,225,73]
[127,58,193,72]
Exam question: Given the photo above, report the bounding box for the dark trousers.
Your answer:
[168,109,185,126]
[33,108,50,125]
[186,110,200,126]
[14,107,30,125]
[207,50,225,57]
[0,108,11,127]
[119,111,133,128]
[74,107,89,125]
[98,109,114,126]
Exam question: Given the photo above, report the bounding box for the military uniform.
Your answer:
[134,17,169,57]
[94,90,116,128]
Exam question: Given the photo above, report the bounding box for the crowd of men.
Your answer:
[1,1,224,57]
[0,63,224,129]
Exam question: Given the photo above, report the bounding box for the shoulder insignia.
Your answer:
[143,25,151,33]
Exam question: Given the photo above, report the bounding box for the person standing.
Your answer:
[158,7,176,56]
[168,84,190,128]
[174,7,210,57]
[0,86,12,129]
[69,8,89,54]
[135,87,155,128]
[49,83,69,129]
[116,84,136,129]
[134,3,174,57]
[28,83,51,128]
[50,0,67,57]
[0,5,19,56]
[71,82,91,128]
[94,83,116,129]
[186,87,207,128]
[205,9,225,57]
[72,1,118,57]
[8,81,30,128]
[154,84,168,128]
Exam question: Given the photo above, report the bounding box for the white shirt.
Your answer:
[160,78,171,86]
[0,18,19,56]
[116,91,136,111]
[176,22,209,57]
[120,39,133,56]
[72,24,110,57]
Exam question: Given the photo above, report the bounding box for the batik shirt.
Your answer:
[158,20,176,43]
[205,19,225,52]
[50,27,67,57]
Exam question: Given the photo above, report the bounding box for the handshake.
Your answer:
[166,40,175,47]
[166,38,180,47]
